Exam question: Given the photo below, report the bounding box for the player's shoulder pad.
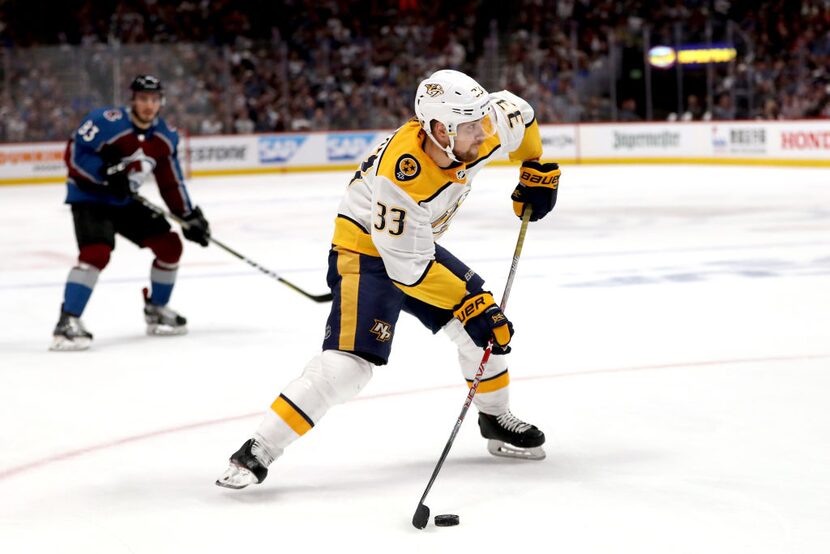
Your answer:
[376,122,429,186]
[375,120,465,203]
[74,107,130,147]
[153,117,180,147]
[490,90,535,127]
[84,106,130,127]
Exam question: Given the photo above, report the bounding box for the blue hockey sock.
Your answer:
[62,264,100,316]
[149,260,178,306]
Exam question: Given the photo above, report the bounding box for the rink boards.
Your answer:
[1,119,829,185]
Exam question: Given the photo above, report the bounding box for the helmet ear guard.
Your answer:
[414,69,492,162]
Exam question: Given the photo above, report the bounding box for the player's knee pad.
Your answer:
[143,232,182,264]
[443,318,508,381]
[262,352,373,449]
[78,243,112,270]
[306,350,374,405]
[284,350,373,416]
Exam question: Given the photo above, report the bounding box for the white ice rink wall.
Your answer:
[1,120,829,185]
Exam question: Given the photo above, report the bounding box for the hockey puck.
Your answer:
[434,514,460,527]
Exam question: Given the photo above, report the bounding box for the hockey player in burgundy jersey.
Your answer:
[50,75,210,351]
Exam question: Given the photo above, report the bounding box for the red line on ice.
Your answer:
[1,353,827,482]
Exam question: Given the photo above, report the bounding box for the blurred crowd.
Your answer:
[0,0,828,142]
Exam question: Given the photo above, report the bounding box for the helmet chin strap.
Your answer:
[425,127,461,163]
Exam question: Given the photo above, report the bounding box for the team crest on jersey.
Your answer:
[424,83,444,97]
[103,109,123,122]
[395,155,420,181]
[370,320,393,342]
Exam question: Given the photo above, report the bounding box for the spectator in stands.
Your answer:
[681,95,706,121]
[618,98,641,122]
[711,93,736,120]
[1,0,829,142]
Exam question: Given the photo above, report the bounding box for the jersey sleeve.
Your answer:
[490,90,543,162]
[153,125,194,216]
[371,176,468,309]
[65,112,113,185]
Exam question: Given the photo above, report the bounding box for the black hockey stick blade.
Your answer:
[308,291,333,302]
[412,502,430,529]
[278,278,332,303]
[130,194,332,303]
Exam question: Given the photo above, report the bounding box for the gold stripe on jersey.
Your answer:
[393,260,468,309]
[271,394,314,435]
[508,119,543,162]
[335,247,361,350]
[467,370,510,393]
[333,216,380,257]
[376,120,469,204]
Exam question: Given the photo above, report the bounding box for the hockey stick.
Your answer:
[412,206,533,529]
[132,194,333,303]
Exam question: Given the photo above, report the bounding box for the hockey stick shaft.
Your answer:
[413,207,533,528]
[132,194,333,303]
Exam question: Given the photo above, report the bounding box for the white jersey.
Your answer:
[331,90,543,309]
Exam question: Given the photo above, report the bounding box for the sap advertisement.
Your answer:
[251,132,385,167]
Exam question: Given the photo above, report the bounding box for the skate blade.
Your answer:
[49,336,91,351]
[146,324,188,336]
[215,463,259,489]
[487,439,546,460]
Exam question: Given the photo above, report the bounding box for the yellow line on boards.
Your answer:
[0,176,67,186]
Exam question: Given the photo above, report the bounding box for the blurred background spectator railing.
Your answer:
[0,0,828,143]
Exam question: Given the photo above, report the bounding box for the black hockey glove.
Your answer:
[101,154,155,198]
[101,162,132,198]
[181,206,211,247]
[511,161,560,221]
[453,291,514,354]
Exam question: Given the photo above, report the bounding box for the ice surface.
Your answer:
[1,165,829,553]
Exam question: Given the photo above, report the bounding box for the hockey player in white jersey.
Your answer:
[217,69,561,489]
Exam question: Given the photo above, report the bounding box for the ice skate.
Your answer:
[479,410,546,460]
[143,288,187,336]
[50,308,93,351]
[215,439,271,489]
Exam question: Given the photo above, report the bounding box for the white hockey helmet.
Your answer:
[414,69,494,162]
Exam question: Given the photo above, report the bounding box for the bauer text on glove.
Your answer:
[511,161,560,221]
[453,292,514,354]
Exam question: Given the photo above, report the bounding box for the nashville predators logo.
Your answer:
[431,190,468,236]
[396,155,421,182]
[370,320,393,342]
[424,83,444,97]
